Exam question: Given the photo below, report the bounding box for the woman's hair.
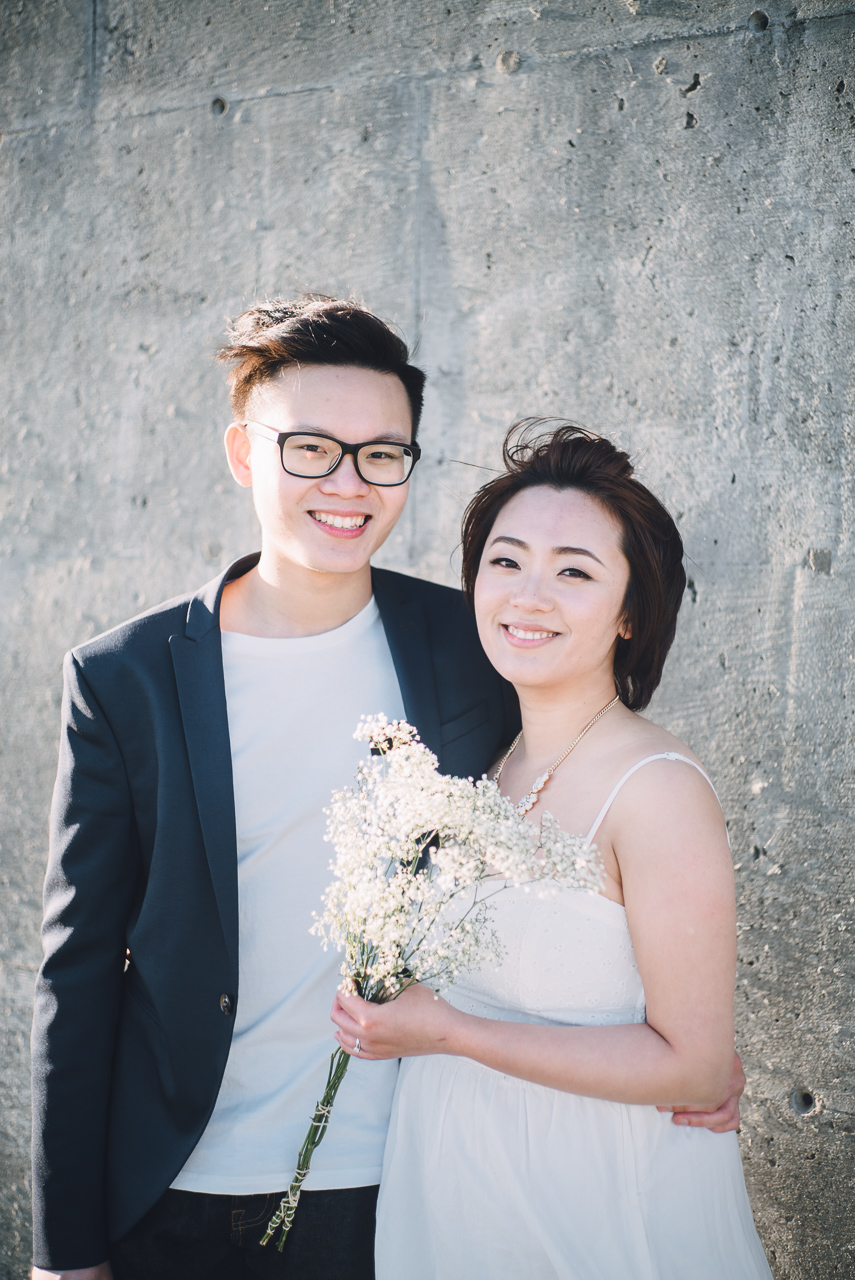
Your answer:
[460,421,686,711]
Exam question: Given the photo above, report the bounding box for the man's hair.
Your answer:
[460,421,686,711]
[216,295,426,438]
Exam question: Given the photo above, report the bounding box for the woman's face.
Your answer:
[473,485,631,696]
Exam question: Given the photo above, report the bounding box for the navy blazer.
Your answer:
[31,554,520,1271]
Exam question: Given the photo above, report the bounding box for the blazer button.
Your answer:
[220,993,234,1015]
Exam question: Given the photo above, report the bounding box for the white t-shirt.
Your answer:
[172,596,406,1193]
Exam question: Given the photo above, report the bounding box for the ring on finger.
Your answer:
[354,1037,361,1055]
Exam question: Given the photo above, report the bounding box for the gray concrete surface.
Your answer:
[1,1,853,1274]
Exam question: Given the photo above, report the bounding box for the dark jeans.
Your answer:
[110,1185,379,1280]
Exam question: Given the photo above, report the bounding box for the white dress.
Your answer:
[376,753,772,1280]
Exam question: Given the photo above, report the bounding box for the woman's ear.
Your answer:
[618,619,632,641]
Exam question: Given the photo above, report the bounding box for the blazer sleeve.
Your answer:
[31,651,141,1271]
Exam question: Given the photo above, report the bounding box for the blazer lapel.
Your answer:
[373,568,442,758]
[168,553,260,973]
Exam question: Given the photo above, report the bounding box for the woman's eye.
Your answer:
[489,556,520,570]
[559,567,591,580]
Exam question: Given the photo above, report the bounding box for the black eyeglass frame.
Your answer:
[239,420,422,487]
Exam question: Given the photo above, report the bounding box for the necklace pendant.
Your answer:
[496,694,620,820]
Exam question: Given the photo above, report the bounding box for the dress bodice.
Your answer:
[447,885,646,1027]
[447,753,720,1029]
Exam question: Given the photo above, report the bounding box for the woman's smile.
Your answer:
[502,623,560,646]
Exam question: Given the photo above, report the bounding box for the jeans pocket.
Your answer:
[231,1192,280,1246]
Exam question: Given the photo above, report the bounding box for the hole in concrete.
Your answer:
[790,1089,817,1116]
[681,74,701,97]
[211,97,229,116]
[806,548,832,574]
[836,80,845,94]
[684,111,697,129]
[748,11,769,33]
[496,50,522,75]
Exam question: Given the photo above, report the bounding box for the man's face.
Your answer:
[226,365,414,578]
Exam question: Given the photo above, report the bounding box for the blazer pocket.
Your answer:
[440,700,490,747]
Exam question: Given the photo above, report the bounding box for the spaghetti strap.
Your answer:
[585,752,721,845]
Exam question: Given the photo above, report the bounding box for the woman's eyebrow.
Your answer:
[553,544,605,566]
[489,534,604,568]
[489,535,527,549]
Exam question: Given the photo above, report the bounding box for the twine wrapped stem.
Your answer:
[260,1047,351,1250]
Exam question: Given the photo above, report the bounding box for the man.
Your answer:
[32,296,743,1280]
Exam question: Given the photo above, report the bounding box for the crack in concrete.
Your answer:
[536,10,855,64]
[0,84,336,139]
[4,7,853,141]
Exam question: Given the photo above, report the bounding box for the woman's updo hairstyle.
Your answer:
[460,421,686,712]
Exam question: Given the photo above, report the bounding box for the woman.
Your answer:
[331,423,772,1279]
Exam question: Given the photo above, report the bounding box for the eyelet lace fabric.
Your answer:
[447,884,646,1029]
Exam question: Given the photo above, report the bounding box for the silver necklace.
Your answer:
[493,695,621,816]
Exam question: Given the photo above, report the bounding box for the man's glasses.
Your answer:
[241,421,421,487]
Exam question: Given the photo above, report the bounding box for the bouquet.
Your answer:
[261,715,602,1249]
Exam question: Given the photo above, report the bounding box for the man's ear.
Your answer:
[224,423,253,488]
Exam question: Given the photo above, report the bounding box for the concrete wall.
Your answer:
[1,1,853,1274]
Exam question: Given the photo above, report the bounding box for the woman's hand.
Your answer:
[331,983,463,1060]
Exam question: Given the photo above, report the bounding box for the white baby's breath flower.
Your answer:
[313,714,604,1002]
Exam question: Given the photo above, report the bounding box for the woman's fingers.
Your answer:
[330,1001,371,1057]
[330,988,386,1058]
[331,989,380,1034]
[334,1029,380,1060]
[336,986,371,1015]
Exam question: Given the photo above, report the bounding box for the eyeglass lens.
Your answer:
[280,434,415,485]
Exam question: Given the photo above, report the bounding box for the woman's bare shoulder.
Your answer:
[621,713,706,771]
[595,712,718,815]
[590,718,728,878]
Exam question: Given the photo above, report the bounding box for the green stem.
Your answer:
[260,1047,351,1251]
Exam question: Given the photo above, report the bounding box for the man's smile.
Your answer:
[308,509,371,535]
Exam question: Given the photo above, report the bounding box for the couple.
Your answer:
[31,296,770,1279]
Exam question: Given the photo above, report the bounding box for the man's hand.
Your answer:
[658,1051,746,1133]
[32,1264,113,1280]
